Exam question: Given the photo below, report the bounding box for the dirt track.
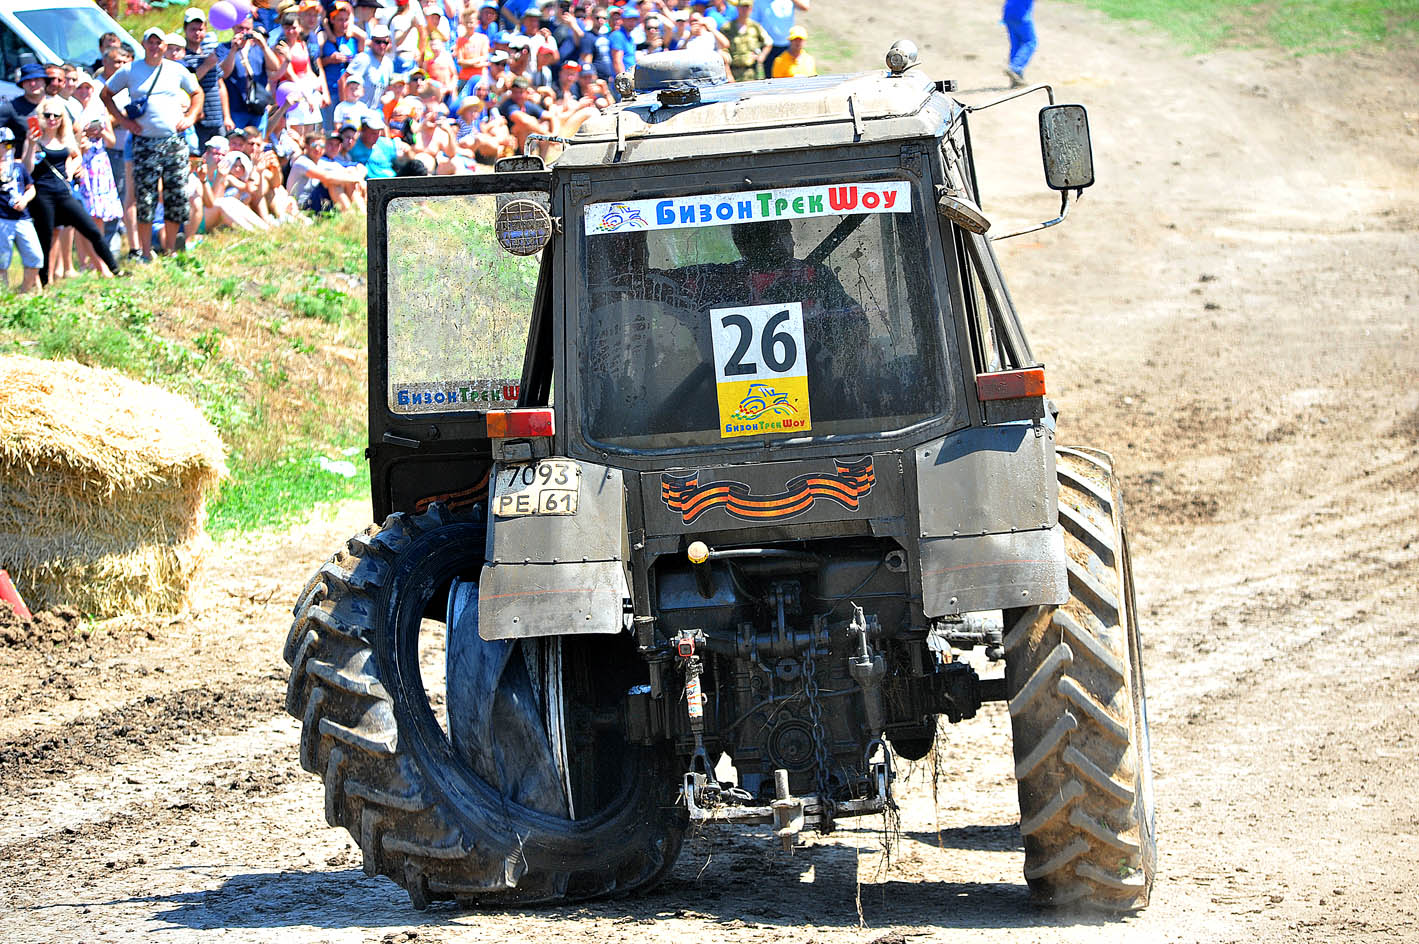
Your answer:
[2,3,1417,941]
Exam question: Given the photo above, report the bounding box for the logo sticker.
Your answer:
[711,303,811,438]
[584,181,913,236]
[661,458,875,525]
[587,202,648,233]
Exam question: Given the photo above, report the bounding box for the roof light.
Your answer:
[976,368,1045,401]
[485,408,555,438]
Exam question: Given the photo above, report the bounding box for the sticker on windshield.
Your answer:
[585,182,912,235]
[711,303,811,439]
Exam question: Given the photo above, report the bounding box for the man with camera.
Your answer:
[100,27,203,261]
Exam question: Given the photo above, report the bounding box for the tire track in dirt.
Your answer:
[0,681,280,790]
[0,714,298,849]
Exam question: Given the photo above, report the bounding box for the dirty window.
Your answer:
[579,181,951,450]
[385,192,544,414]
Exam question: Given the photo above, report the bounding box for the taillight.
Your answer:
[485,408,555,438]
[976,368,1046,401]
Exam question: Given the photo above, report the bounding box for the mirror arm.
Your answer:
[991,188,1079,241]
[963,83,1056,114]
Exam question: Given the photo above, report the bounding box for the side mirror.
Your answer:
[1038,104,1094,191]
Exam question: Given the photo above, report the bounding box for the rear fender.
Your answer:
[914,422,1066,616]
[478,460,631,639]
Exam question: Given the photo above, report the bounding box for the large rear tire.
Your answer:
[1004,447,1157,909]
[283,503,684,908]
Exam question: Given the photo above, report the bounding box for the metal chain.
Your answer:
[802,632,834,831]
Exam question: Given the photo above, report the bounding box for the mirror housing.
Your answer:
[1039,104,1094,191]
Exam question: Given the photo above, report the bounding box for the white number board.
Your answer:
[492,459,581,517]
[709,303,812,439]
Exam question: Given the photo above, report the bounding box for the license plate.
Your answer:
[492,459,580,517]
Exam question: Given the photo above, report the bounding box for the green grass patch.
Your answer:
[1068,0,1419,54]
[0,211,370,534]
[810,30,860,75]
[207,450,370,538]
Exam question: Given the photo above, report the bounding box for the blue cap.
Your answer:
[18,63,48,82]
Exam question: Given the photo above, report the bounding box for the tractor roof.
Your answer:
[556,68,960,168]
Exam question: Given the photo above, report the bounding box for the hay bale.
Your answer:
[0,355,228,617]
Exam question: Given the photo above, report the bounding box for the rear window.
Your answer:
[579,179,952,451]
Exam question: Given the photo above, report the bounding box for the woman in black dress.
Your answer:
[22,97,120,283]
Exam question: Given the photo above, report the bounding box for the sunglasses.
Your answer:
[371,37,390,43]
[42,112,63,119]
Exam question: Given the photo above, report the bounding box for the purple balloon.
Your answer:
[275,81,298,107]
[208,0,239,32]
[228,0,253,19]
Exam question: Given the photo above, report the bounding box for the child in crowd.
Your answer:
[0,128,42,292]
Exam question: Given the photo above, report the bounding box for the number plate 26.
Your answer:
[492,459,580,517]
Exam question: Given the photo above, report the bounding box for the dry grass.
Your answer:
[0,356,226,616]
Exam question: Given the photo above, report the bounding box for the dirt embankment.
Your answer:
[0,3,1416,942]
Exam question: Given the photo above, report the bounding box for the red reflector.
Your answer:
[976,368,1046,401]
[486,408,555,438]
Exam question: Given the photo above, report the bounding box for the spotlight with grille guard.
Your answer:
[495,199,553,256]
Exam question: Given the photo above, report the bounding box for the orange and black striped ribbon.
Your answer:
[661,458,875,525]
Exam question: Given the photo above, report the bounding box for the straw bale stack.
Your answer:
[0,355,228,617]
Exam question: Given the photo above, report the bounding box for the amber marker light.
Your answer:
[485,408,556,438]
[976,368,1046,401]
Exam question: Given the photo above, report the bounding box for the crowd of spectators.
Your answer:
[0,0,815,287]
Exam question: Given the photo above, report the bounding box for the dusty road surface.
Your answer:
[2,3,1416,942]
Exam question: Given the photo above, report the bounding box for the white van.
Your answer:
[0,0,137,97]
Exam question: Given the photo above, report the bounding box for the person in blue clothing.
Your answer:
[348,111,401,177]
[608,4,639,76]
[579,6,614,80]
[475,1,506,47]
[751,0,809,78]
[218,16,280,130]
[0,128,42,293]
[1002,0,1036,87]
[320,1,361,130]
[500,0,539,29]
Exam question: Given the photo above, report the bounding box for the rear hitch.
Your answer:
[681,742,895,851]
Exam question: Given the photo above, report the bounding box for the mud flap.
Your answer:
[446,579,569,817]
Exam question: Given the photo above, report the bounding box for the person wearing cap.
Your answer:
[0,64,51,147]
[751,0,809,77]
[331,73,369,130]
[770,24,814,78]
[348,111,401,178]
[218,14,280,131]
[345,23,399,110]
[390,0,428,62]
[196,136,273,232]
[0,127,42,293]
[517,8,555,63]
[474,1,506,48]
[180,8,232,152]
[286,130,365,213]
[101,27,203,260]
[352,0,382,34]
[499,0,541,31]
[724,0,770,81]
[424,2,451,47]
[608,4,639,77]
[496,75,549,153]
